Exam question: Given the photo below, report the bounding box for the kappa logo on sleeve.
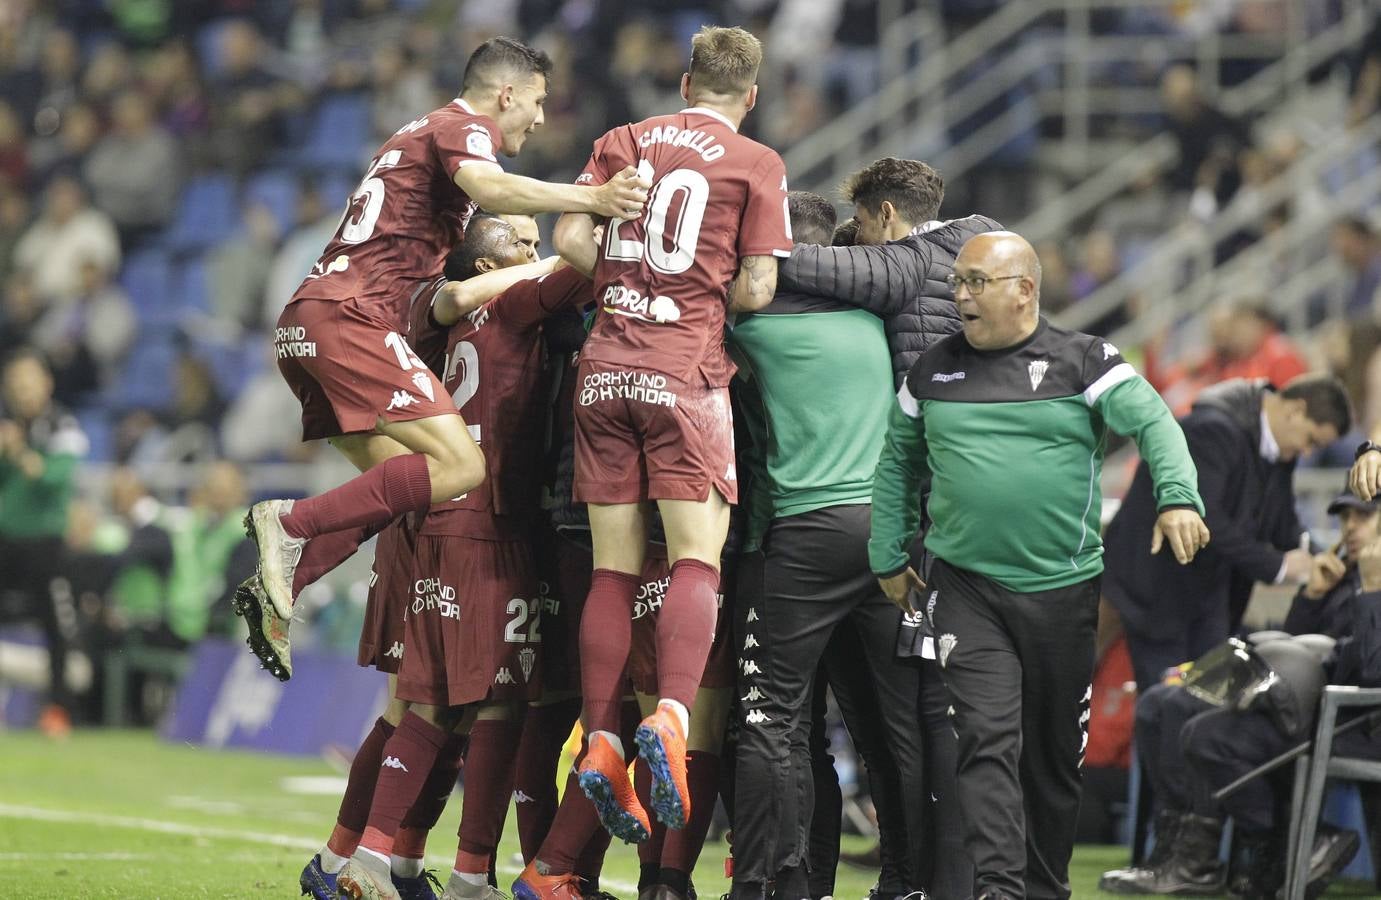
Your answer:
[1102,342,1119,360]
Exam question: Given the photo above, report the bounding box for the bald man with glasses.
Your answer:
[869,232,1210,900]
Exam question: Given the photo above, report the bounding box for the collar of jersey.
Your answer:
[680,106,737,132]
[453,98,479,115]
[963,316,1048,357]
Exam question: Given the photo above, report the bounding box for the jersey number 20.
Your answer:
[605,160,709,275]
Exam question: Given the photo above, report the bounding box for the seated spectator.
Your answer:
[1100,481,1381,897]
[1160,63,1253,219]
[1149,302,1311,416]
[13,175,120,307]
[209,20,305,174]
[1330,216,1381,318]
[0,100,28,188]
[26,102,100,186]
[0,186,31,284]
[206,200,280,335]
[32,258,136,402]
[83,90,181,246]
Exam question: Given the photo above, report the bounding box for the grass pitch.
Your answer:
[0,730,1369,898]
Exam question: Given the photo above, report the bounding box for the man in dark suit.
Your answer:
[1103,374,1352,692]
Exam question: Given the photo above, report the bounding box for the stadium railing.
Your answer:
[1057,113,1381,349]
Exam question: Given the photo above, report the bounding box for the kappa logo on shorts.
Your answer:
[382,756,409,772]
[518,647,536,683]
[513,790,536,803]
[743,634,759,650]
[494,668,516,685]
[384,642,404,659]
[411,371,436,403]
[744,709,770,725]
[387,390,419,411]
[742,686,766,702]
[740,659,762,676]
[938,633,958,668]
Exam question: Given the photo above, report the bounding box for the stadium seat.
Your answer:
[244,168,300,234]
[112,334,179,411]
[120,249,174,326]
[299,93,372,173]
[164,173,241,253]
[195,19,238,77]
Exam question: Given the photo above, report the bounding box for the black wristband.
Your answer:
[1356,441,1381,461]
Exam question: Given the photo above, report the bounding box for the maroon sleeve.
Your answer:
[405,277,451,376]
[736,149,793,259]
[433,115,503,178]
[575,128,633,188]
[490,266,594,331]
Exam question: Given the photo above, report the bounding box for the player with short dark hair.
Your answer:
[544,23,791,857]
[232,37,650,686]
[333,217,596,900]
[842,157,945,246]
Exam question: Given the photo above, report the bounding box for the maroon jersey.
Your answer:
[292,100,503,325]
[408,266,593,540]
[576,107,793,386]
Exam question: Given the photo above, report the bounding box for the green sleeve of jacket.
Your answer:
[868,395,930,577]
[1096,377,1205,514]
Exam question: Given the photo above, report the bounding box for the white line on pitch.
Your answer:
[0,804,639,893]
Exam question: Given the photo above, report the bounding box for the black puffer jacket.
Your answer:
[777,214,1003,387]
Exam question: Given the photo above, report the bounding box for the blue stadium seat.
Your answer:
[300,93,372,173]
[196,19,238,77]
[73,405,114,462]
[165,174,241,253]
[194,335,266,400]
[120,249,173,326]
[172,258,213,322]
[244,168,300,234]
[113,334,179,411]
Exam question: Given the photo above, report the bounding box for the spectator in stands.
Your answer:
[83,90,181,246]
[262,179,335,326]
[1069,229,1124,334]
[368,43,438,143]
[0,100,28,188]
[81,42,135,112]
[221,346,318,463]
[169,460,253,644]
[0,274,42,358]
[32,28,82,125]
[209,20,305,173]
[0,348,88,736]
[103,466,175,639]
[0,185,30,283]
[206,200,279,334]
[1160,63,1252,219]
[1148,301,1310,416]
[144,39,211,154]
[1330,215,1381,317]
[1346,15,1381,128]
[27,101,100,185]
[32,258,136,402]
[1103,374,1350,692]
[13,175,120,306]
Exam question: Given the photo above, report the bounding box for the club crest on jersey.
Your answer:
[411,371,435,403]
[518,647,536,683]
[938,633,958,668]
[1028,359,1049,391]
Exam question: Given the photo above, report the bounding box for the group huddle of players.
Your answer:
[224,23,804,900]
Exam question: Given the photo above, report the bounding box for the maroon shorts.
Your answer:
[396,535,543,708]
[572,360,737,505]
[627,548,736,695]
[276,297,453,441]
[532,527,594,695]
[357,518,415,673]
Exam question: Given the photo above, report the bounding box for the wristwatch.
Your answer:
[1356,441,1381,461]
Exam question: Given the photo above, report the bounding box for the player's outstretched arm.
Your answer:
[553,212,599,277]
[727,255,778,313]
[455,165,648,220]
[432,257,562,325]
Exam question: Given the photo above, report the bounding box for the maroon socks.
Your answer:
[281,453,432,541]
[359,711,448,859]
[655,560,720,709]
[578,569,639,734]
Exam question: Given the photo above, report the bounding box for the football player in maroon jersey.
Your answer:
[233,38,649,685]
[531,23,791,873]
